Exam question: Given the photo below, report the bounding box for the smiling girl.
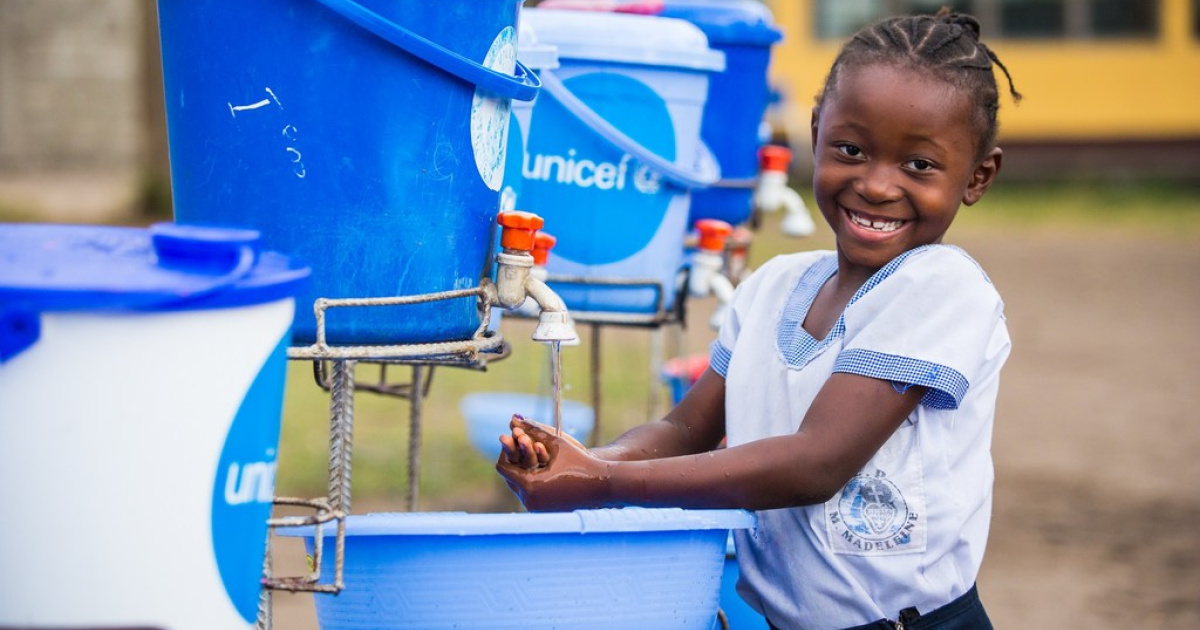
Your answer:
[498,9,1021,630]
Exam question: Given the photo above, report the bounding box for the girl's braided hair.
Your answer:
[816,8,1022,160]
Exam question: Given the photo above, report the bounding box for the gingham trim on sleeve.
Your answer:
[834,349,967,409]
[710,339,733,377]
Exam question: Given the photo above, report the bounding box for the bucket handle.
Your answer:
[308,0,541,101]
[540,70,721,189]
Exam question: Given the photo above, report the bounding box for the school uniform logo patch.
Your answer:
[825,427,928,555]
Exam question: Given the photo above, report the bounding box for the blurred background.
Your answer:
[1,0,1197,628]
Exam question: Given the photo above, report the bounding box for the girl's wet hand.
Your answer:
[499,414,550,469]
[495,416,615,512]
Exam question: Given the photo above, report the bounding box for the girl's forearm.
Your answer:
[605,435,843,511]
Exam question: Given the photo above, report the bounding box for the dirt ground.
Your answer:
[265,225,1200,629]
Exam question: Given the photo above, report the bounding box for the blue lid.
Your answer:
[277,507,755,538]
[0,222,310,314]
[524,9,726,72]
[659,0,783,46]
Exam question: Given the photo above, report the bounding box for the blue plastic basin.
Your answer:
[279,508,755,630]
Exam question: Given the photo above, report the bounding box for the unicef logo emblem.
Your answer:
[632,164,661,194]
[832,472,918,552]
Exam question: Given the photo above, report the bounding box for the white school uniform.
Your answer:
[709,245,1011,630]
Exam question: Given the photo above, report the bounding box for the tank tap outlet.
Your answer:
[494,211,579,344]
[753,145,815,238]
[689,219,736,331]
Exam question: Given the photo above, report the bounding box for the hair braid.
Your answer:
[815,7,1022,160]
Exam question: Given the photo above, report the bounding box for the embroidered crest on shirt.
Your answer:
[825,433,928,555]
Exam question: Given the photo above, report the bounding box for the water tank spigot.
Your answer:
[494,211,578,344]
[753,145,816,238]
[689,219,736,331]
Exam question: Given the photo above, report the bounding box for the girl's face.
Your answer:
[811,63,1001,277]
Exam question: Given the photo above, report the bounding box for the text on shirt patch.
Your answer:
[828,470,924,554]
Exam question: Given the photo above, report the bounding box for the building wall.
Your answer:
[0,0,165,222]
[0,0,149,171]
[762,0,1200,179]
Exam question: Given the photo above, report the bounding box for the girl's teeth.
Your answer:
[850,211,903,232]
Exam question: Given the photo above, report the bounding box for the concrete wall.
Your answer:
[0,0,166,222]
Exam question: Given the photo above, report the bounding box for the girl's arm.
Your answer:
[496,371,924,512]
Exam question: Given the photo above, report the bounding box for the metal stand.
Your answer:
[256,285,510,630]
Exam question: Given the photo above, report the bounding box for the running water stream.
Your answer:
[550,340,563,436]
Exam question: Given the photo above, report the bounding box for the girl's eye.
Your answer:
[835,144,863,158]
[906,158,935,172]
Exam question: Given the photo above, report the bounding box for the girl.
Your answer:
[498,9,1021,630]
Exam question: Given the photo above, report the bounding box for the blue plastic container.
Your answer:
[517,9,724,316]
[720,535,771,630]
[0,223,308,629]
[459,391,594,458]
[156,0,539,346]
[279,508,754,630]
[659,0,783,227]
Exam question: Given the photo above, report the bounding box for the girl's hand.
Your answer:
[495,416,615,512]
[498,414,587,469]
[498,414,549,469]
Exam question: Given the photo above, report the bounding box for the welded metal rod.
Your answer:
[328,359,356,514]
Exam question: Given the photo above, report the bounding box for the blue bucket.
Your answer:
[279,508,754,630]
[459,391,594,458]
[516,9,724,316]
[156,0,539,346]
[659,0,783,227]
[0,223,308,628]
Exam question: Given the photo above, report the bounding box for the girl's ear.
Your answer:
[810,106,821,154]
[963,147,1003,206]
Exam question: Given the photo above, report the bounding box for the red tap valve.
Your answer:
[532,232,557,267]
[497,210,544,252]
[695,219,733,253]
[759,145,793,173]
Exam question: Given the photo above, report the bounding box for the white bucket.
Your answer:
[0,223,309,629]
[516,9,724,316]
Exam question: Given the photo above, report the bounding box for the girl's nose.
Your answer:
[853,164,902,204]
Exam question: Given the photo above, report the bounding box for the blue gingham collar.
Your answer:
[777,245,946,369]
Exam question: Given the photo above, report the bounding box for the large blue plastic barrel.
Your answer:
[0,223,308,629]
[517,8,724,316]
[660,0,783,227]
[156,0,538,345]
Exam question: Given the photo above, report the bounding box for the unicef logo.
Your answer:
[838,473,911,542]
[632,164,661,194]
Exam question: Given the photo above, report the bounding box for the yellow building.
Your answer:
[762,0,1200,179]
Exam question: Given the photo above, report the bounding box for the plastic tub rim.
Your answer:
[278,507,755,538]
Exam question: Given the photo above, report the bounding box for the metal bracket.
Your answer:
[262,496,346,594]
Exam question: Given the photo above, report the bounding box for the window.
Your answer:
[1000,0,1066,39]
[813,0,1158,40]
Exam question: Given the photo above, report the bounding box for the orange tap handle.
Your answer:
[695,219,733,252]
[532,232,557,266]
[497,210,544,251]
[758,145,793,173]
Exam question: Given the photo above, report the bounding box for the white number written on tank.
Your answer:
[226,88,306,178]
[227,87,282,117]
